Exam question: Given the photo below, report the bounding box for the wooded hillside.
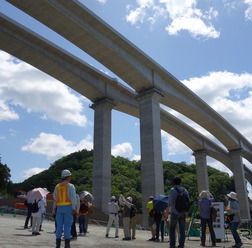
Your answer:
[14,149,235,213]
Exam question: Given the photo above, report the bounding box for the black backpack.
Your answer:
[31,200,40,213]
[175,187,190,213]
[130,204,137,219]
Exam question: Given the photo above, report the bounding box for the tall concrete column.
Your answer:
[193,149,209,193]
[229,149,250,220]
[90,98,115,213]
[137,87,164,227]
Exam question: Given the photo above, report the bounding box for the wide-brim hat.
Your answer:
[227,191,237,201]
[199,190,209,199]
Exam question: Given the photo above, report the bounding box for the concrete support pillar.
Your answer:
[193,149,209,194]
[229,149,250,221]
[137,87,164,227]
[90,98,115,213]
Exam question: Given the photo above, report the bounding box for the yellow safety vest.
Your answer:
[56,183,72,206]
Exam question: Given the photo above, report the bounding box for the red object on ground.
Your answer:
[15,203,27,209]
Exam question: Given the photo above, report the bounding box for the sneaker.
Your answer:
[35,232,41,235]
[235,242,243,248]
[79,233,84,236]
[105,234,108,238]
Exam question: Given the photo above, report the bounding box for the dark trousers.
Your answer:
[200,218,216,244]
[155,220,164,240]
[169,212,186,248]
[71,214,77,237]
[24,204,33,227]
[78,215,88,233]
[230,222,241,245]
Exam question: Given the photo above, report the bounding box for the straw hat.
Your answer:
[227,191,237,201]
[199,190,209,199]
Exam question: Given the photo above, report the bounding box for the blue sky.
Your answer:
[1,0,252,184]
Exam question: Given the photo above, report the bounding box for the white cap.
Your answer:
[61,169,71,178]
[111,196,116,200]
[127,196,132,202]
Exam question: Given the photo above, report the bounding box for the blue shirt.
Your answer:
[199,197,214,219]
[227,200,241,223]
[168,185,189,214]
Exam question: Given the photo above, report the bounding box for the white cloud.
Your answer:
[207,157,233,176]
[0,51,88,126]
[161,0,219,38]
[21,132,93,160]
[161,130,191,156]
[244,0,252,21]
[22,167,48,179]
[166,15,219,38]
[125,0,220,39]
[97,0,107,4]
[181,71,252,142]
[160,71,252,159]
[0,100,19,121]
[131,154,141,161]
[112,142,133,157]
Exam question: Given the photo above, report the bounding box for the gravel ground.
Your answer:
[1,214,252,248]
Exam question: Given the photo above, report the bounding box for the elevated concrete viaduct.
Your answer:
[6,0,252,155]
[1,1,252,221]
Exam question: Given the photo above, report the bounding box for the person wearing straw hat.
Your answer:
[198,190,216,247]
[225,191,243,248]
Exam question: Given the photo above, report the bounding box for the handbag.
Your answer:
[225,214,234,223]
[210,205,217,220]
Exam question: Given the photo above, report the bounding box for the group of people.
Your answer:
[105,194,137,240]
[52,169,94,248]
[198,189,243,248]
[24,169,93,248]
[24,172,243,248]
[147,176,243,248]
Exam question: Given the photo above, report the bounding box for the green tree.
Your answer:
[13,149,235,213]
[0,161,12,195]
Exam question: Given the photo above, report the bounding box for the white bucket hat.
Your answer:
[199,190,209,199]
[227,191,237,201]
